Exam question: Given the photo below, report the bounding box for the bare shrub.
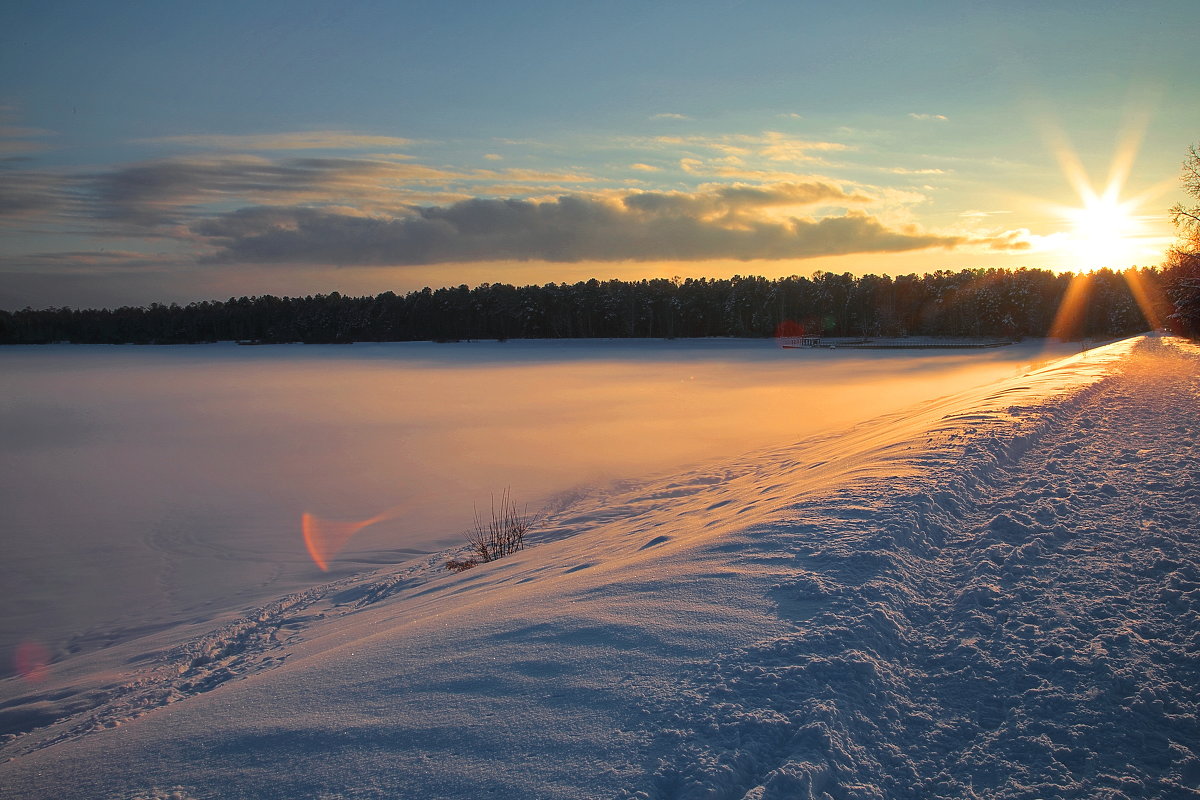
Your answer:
[444,558,479,573]
[468,488,535,563]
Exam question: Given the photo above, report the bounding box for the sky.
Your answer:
[1,0,1198,310]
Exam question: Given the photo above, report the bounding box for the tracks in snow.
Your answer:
[637,339,1200,800]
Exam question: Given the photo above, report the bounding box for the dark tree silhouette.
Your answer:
[0,267,1168,345]
[1166,143,1200,337]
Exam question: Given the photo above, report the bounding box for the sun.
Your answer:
[1058,187,1142,272]
[1035,112,1175,273]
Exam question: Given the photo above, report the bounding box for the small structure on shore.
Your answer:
[779,336,822,348]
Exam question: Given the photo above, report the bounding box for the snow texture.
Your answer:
[1,335,1197,799]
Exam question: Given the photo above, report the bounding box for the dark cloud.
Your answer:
[0,174,64,216]
[622,182,870,216]
[0,249,186,273]
[83,156,589,227]
[194,189,973,265]
[88,156,394,226]
[0,161,72,217]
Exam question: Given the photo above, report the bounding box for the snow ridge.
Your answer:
[634,338,1200,799]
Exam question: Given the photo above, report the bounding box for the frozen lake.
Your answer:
[1,338,1083,675]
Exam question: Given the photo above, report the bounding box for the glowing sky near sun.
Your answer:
[1,0,1197,309]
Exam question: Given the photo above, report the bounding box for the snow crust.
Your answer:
[2,335,1198,799]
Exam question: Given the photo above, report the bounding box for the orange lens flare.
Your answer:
[1048,272,1093,341]
[1122,269,1167,332]
[14,641,51,683]
[302,510,393,571]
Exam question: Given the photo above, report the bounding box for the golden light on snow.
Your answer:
[302,510,393,571]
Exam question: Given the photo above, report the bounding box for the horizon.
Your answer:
[2,2,1198,309]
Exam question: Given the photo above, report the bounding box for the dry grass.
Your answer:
[446,489,536,572]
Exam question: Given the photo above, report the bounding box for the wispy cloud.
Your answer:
[0,107,56,156]
[0,249,186,272]
[649,131,850,167]
[79,156,599,227]
[629,163,661,172]
[908,113,948,121]
[86,156,410,226]
[887,167,949,175]
[134,131,419,151]
[981,228,1033,251]
[678,157,845,184]
[651,113,692,121]
[0,169,70,217]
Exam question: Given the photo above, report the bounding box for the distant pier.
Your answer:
[781,336,1015,350]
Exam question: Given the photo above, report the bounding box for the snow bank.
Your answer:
[1,335,1197,799]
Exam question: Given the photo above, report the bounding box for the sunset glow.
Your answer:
[3,5,1200,796]
[2,3,1195,309]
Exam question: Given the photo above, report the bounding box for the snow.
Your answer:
[2,335,1198,798]
[0,337,1082,670]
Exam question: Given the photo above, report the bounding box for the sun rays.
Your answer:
[1027,107,1177,341]
[1038,111,1177,274]
[1058,190,1141,272]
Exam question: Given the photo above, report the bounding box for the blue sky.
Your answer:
[2,0,1198,308]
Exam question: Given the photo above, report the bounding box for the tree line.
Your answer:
[0,265,1191,346]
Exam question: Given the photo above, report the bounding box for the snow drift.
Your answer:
[1,335,1198,799]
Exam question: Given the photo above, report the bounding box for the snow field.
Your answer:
[635,337,1200,799]
[1,335,1197,799]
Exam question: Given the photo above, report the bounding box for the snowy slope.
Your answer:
[1,335,1197,799]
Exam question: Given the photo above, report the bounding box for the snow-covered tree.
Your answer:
[1167,143,1200,337]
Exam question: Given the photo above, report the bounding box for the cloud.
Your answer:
[0,169,69,217]
[651,113,692,120]
[192,184,974,266]
[908,113,948,121]
[87,156,395,226]
[979,228,1034,251]
[84,156,598,227]
[134,131,418,151]
[0,249,185,273]
[483,153,504,161]
[629,163,661,172]
[887,167,949,175]
[959,209,1012,219]
[622,181,871,216]
[0,107,56,156]
[652,132,850,176]
[473,168,596,184]
[678,157,855,184]
[756,131,848,162]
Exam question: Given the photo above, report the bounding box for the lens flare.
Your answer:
[1048,272,1092,341]
[1122,268,1168,332]
[14,641,51,683]
[302,509,395,571]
